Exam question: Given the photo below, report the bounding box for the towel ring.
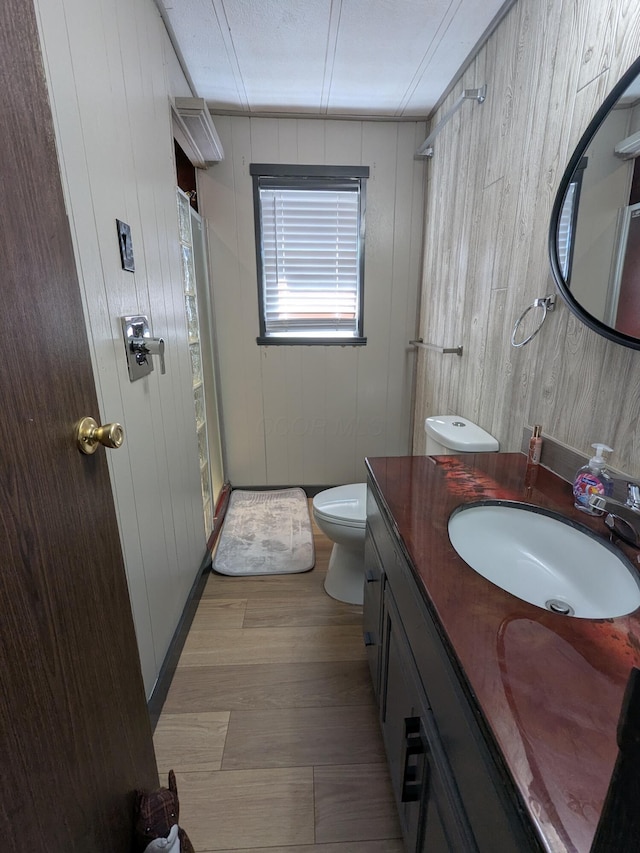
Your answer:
[511,295,556,348]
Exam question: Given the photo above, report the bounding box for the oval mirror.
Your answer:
[549,55,640,349]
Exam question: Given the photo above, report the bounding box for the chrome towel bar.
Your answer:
[409,339,463,356]
[415,85,487,159]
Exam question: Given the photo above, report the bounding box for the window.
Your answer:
[251,164,369,345]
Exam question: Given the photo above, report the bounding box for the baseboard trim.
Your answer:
[148,483,233,728]
[207,481,232,551]
[147,548,211,730]
[232,484,348,497]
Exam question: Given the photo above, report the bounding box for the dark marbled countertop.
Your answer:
[365,453,640,853]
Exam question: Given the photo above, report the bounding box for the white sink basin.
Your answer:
[448,502,640,619]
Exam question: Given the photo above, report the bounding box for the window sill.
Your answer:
[256,336,367,346]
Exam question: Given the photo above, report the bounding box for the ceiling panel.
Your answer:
[221,0,332,112]
[325,0,453,115]
[399,0,507,115]
[165,0,249,109]
[157,0,513,118]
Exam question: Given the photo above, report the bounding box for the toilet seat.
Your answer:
[312,483,367,528]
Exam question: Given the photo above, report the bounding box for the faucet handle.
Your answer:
[626,482,640,511]
[145,337,166,374]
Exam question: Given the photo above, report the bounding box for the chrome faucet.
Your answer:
[588,482,640,548]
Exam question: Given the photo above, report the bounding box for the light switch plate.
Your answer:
[116,219,135,272]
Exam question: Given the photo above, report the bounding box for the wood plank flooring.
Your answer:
[154,503,403,852]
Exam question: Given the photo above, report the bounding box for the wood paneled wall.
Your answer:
[34,0,206,696]
[200,117,426,486]
[413,0,640,480]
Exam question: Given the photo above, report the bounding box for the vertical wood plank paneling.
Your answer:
[296,118,326,164]
[277,118,299,161]
[359,123,400,465]
[404,123,428,452]
[35,0,157,690]
[116,0,189,643]
[143,2,204,576]
[202,116,424,486]
[200,118,248,484]
[614,0,640,72]
[323,121,363,482]
[299,347,329,483]
[413,0,640,480]
[220,116,268,484]
[261,346,292,483]
[40,0,170,687]
[387,122,426,455]
[578,0,616,90]
[252,117,280,161]
[35,0,207,695]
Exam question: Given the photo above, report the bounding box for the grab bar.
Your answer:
[409,339,463,356]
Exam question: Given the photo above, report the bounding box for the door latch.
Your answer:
[121,315,166,382]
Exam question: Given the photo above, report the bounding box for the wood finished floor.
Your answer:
[154,503,403,852]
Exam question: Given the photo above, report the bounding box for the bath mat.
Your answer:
[212,488,315,576]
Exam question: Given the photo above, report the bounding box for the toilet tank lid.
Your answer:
[424,415,499,452]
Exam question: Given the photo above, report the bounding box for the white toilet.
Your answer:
[313,417,498,606]
[313,483,367,605]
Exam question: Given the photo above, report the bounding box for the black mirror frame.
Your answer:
[549,54,640,350]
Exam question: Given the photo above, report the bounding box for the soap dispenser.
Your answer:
[573,443,614,514]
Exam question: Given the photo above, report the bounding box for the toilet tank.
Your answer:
[424,415,499,455]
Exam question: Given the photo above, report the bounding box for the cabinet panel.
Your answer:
[385,542,531,850]
[381,587,477,852]
[367,477,539,852]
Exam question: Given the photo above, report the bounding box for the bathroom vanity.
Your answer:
[364,453,640,852]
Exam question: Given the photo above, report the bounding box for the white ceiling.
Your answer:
[158,0,511,119]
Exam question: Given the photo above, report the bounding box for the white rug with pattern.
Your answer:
[212,488,315,576]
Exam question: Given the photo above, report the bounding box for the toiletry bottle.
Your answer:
[528,424,542,465]
[573,443,614,514]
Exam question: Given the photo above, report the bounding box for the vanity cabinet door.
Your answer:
[363,527,384,697]
[381,585,477,853]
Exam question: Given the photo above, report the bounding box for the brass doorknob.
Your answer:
[76,416,125,455]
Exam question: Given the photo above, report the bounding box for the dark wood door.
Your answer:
[0,2,158,850]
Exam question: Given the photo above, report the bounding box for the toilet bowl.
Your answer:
[424,415,499,455]
[312,483,367,605]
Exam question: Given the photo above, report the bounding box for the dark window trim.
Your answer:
[256,336,368,347]
[250,163,370,179]
[251,163,369,346]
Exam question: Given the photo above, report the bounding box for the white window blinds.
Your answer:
[251,165,368,344]
[556,157,587,282]
[557,182,576,279]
